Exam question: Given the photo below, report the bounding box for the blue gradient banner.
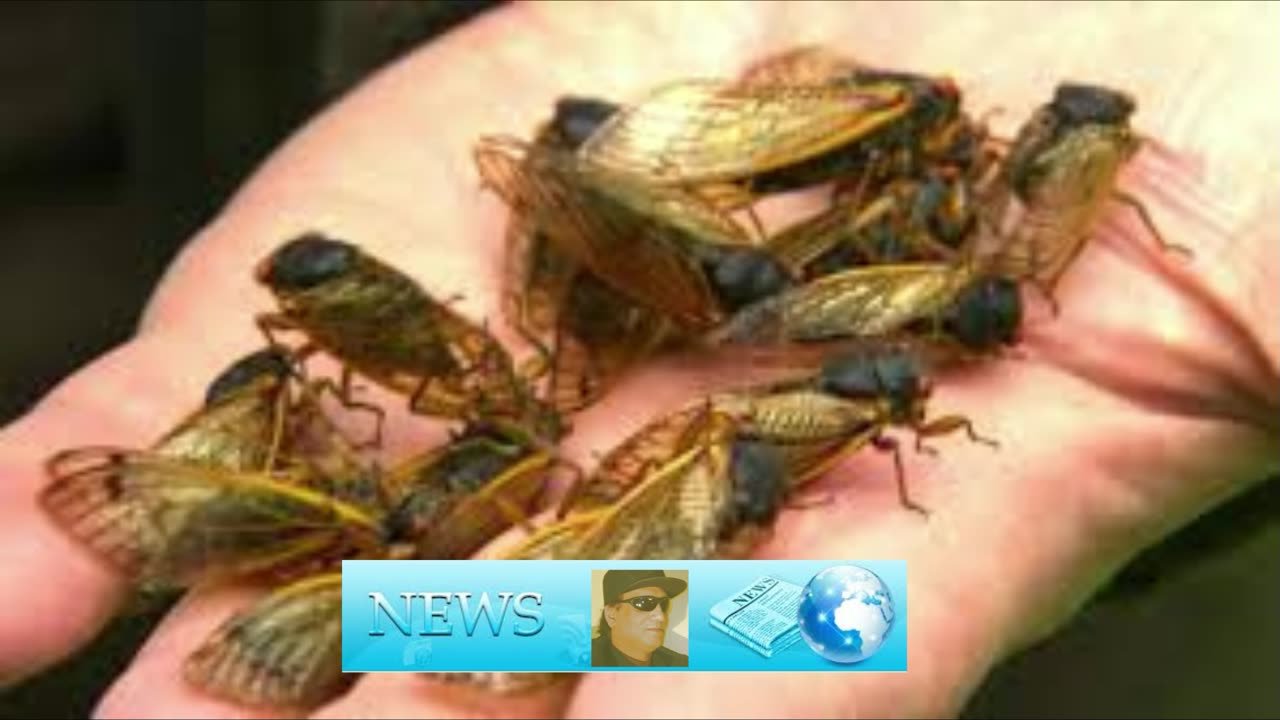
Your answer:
[342,559,906,672]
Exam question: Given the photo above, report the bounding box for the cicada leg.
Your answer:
[1111,190,1193,259]
[306,368,386,450]
[871,433,929,516]
[913,413,999,454]
[784,491,836,511]
[254,312,316,356]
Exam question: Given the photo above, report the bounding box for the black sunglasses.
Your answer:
[618,595,671,613]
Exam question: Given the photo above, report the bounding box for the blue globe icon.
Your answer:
[797,565,895,664]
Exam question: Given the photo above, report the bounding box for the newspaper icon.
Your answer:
[708,575,804,658]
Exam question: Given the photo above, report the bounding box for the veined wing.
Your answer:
[475,136,725,329]
[41,447,383,589]
[564,423,736,559]
[579,78,908,184]
[185,572,349,708]
[418,449,553,560]
[557,403,713,514]
[523,414,738,560]
[711,262,977,344]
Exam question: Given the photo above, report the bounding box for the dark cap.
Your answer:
[602,570,687,603]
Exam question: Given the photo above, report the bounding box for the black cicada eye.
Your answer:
[262,233,358,291]
[944,276,1022,351]
[728,440,787,525]
[551,96,620,149]
[872,351,920,394]
[818,347,922,415]
[817,351,883,399]
[702,246,793,312]
[203,348,292,406]
[1051,83,1136,127]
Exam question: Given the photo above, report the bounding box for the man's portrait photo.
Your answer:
[591,569,690,667]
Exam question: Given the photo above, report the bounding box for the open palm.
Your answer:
[1,3,1275,718]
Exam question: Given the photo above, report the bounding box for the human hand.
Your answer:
[1,2,1276,718]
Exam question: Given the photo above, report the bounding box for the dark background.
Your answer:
[0,2,1275,717]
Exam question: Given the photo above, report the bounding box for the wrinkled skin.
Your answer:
[0,3,1276,718]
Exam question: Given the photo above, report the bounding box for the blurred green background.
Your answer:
[0,2,1275,717]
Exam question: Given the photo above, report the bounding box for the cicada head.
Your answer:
[1050,83,1136,127]
[816,346,928,424]
[547,96,619,150]
[725,439,788,527]
[694,244,794,312]
[941,275,1023,351]
[256,233,360,297]
[1003,82,1139,199]
[203,347,294,408]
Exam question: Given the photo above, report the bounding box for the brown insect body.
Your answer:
[178,425,557,708]
[500,104,679,413]
[40,448,386,592]
[477,135,788,333]
[146,348,296,471]
[710,261,982,346]
[257,234,560,441]
[972,83,1179,298]
[123,422,555,702]
[184,572,348,709]
[576,77,914,189]
[380,424,553,560]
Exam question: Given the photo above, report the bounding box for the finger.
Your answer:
[0,333,261,684]
[312,673,574,720]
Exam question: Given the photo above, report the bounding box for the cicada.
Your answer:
[425,346,994,696]
[766,167,984,280]
[476,134,793,333]
[574,68,964,209]
[526,345,992,562]
[708,260,1023,356]
[255,233,561,442]
[174,423,556,708]
[147,347,295,471]
[972,82,1189,304]
[500,97,679,412]
[184,572,347,709]
[42,416,556,707]
[40,447,386,591]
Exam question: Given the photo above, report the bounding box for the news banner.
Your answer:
[341,559,907,672]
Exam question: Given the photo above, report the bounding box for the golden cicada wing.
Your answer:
[151,349,295,472]
[985,125,1137,289]
[425,671,572,695]
[40,448,383,588]
[716,388,881,446]
[548,274,675,414]
[578,78,909,185]
[152,390,282,471]
[710,262,975,345]
[568,423,737,560]
[185,572,349,708]
[557,404,713,514]
[712,388,883,492]
[475,136,723,329]
[506,412,738,561]
[501,209,579,340]
[418,448,554,560]
[501,510,607,560]
[764,199,867,274]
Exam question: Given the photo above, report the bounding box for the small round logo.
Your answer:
[797,565,895,664]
